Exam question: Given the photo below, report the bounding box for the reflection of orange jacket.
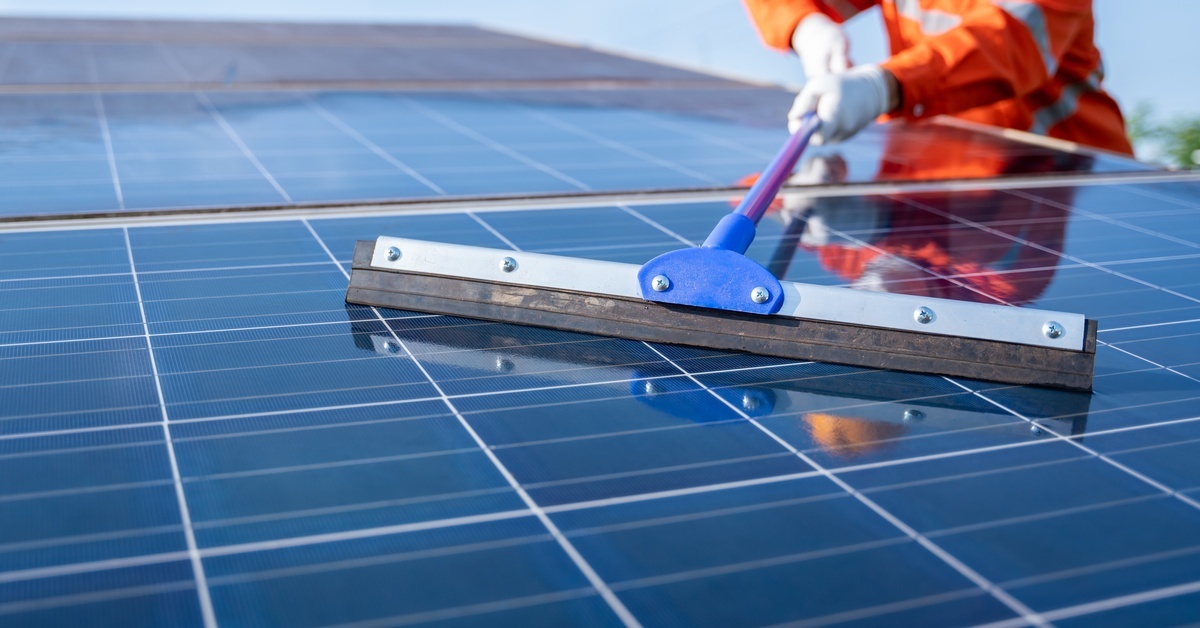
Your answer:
[798,126,1075,305]
[743,0,1133,155]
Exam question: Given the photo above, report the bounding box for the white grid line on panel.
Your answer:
[299,218,642,627]
[945,378,1200,512]
[516,106,721,185]
[400,96,594,192]
[303,97,447,195]
[640,342,1048,625]
[90,92,125,210]
[122,227,218,628]
[195,91,293,203]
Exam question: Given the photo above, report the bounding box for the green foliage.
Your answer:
[1129,101,1200,169]
[1160,117,1200,169]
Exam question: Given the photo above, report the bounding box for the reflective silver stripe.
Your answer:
[1030,65,1103,135]
[823,0,864,21]
[894,0,962,35]
[993,1,1058,76]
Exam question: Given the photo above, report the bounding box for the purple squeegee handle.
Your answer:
[700,112,820,253]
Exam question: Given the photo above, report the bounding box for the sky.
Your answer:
[0,1,1193,120]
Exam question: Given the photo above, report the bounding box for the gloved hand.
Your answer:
[789,64,894,144]
[791,13,850,81]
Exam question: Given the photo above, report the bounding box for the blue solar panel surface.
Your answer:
[0,90,1148,218]
[4,173,1200,625]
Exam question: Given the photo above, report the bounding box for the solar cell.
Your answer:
[4,176,1200,624]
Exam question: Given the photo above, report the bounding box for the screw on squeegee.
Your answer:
[386,246,401,262]
[651,275,671,292]
[1043,321,1064,339]
[914,307,935,325]
[903,409,925,422]
[750,287,770,304]
[500,257,517,273]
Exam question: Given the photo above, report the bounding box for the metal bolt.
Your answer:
[651,275,670,292]
[386,247,401,262]
[494,357,515,373]
[1043,321,1064,339]
[914,306,935,325]
[903,409,925,422]
[750,287,770,304]
[500,257,517,273]
[1030,424,1045,437]
[643,380,663,396]
[383,341,401,354]
[742,392,761,411]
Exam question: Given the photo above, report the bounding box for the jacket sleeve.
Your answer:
[742,0,881,50]
[881,0,1091,119]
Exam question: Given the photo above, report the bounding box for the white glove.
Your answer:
[789,64,890,144]
[791,13,850,81]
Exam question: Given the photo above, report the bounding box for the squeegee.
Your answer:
[345,113,1097,391]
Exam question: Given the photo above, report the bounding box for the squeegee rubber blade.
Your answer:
[346,241,1096,391]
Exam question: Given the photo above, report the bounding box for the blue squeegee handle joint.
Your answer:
[701,112,820,254]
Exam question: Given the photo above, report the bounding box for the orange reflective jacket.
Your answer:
[743,0,1133,155]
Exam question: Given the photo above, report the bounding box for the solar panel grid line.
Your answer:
[194,91,293,203]
[618,204,697,246]
[605,536,912,591]
[626,109,775,161]
[997,544,1200,594]
[1103,342,1200,386]
[779,587,991,628]
[399,95,595,191]
[976,577,1200,628]
[1008,189,1200,251]
[0,523,184,554]
[0,549,192,585]
[302,96,448,195]
[0,579,198,617]
[514,105,721,185]
[898,194,1200,308]
[179,447,481,483]
[947,379,1200,513]
[188,487,519,531]
[205,532,556,587]
[0,478,174,504]
[640,343,1047,625]
[920,493,1169,539]
[466,211,523,251]
[90,92,125,210]
[201,508,535,559]
[121,226,217,627]
[324,587,600,628]
[299,217,641,627]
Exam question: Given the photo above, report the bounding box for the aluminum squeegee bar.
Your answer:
[370,236,1087,352]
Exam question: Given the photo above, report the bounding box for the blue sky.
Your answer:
[0,1,1190,120]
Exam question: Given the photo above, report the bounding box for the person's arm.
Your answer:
[742,0,880,51]
[882,0,1091,120]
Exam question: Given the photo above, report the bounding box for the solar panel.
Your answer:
[4,15,1200,628]
[0,90,1149,219]
[4,174,1200,625]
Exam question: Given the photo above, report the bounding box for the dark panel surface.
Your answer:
[4,176,1200,625]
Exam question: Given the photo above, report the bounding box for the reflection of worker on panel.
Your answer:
[742,0,1134,154]
[766,135,1089,306]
